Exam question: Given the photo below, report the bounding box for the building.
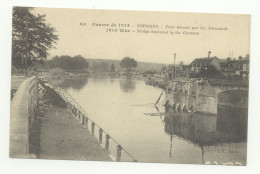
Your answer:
[220,56,249,79]
[236,59,249,78]
[220,58,237,77]
[188,56,221,76]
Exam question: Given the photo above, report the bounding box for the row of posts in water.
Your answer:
[66,102,137,162]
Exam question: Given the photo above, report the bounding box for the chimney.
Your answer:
[208,51,211,59]
[239,56,243,60]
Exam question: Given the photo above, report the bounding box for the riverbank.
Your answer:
[10,75,112,161]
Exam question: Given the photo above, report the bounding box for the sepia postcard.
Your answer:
[10,7,250,166]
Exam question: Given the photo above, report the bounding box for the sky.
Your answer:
[33,7,250,64]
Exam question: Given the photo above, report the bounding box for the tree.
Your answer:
[198,65,222,78]
[48,55,89,71]
[161,65,167,73]
[92,62,109,73]
[12,7,58,70]
[110,64,116,72]
[119,57,137,71]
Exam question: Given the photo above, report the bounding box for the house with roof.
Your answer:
[188,56,221,76]
[236,59,249,78]
[220,56,249,79]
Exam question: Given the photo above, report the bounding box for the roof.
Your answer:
[220,58,249,67]
[236,59,249,64]
[189,57,219,66]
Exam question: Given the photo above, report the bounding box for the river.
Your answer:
[52,75,247,165]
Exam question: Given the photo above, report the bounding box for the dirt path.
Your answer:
[40,106,112,161]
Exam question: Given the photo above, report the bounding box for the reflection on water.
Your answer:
[163,107,247,165]
[217,105,248,137]
[119,77,136,93]
[164,112,247,146]
[53,76,247,165]
[51,75,88,90]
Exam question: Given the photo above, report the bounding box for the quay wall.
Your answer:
[10,76,38,158]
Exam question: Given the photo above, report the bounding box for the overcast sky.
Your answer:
[33,7,250,64]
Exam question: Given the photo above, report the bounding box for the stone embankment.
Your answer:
[10,75,112,161]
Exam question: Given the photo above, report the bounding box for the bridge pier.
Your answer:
[165,79,248,115]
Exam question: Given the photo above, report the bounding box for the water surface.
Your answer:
[54,76,247,165]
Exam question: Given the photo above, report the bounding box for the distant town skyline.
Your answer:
[33,7,250,65]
